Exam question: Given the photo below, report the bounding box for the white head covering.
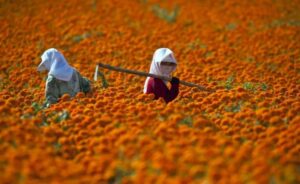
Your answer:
[37,48,74,81]
[143,48,177,93]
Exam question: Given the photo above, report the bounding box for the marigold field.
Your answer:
[0,0,300,183]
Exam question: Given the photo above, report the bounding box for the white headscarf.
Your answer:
[37,48,74,82]
[143,48,177,93]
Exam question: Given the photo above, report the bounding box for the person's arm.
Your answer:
[164,77,179,103]
[147,78,168,101]
[45,75,59,107]
[145,78,155,94]
[78,73,91,93]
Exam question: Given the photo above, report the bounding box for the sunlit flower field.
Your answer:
[0,0,299,183]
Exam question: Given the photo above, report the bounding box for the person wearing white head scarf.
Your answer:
[38,48,91,107]
[143,48,180,103]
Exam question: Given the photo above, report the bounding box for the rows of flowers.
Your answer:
[0,0,299,183]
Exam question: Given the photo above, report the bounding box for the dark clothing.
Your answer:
[145,77,179,103]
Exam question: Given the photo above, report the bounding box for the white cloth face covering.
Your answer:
[143,48,177,93]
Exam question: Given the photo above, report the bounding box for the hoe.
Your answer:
[94,63,214,92]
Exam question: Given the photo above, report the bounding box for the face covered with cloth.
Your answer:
[143,48,179,103]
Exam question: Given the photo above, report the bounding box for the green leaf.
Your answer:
[187,38,207,50]
[225,75,235,90]
[261,83,268,91]
[226,23,237,31]
[243,82,255,91]
[71,32,91,43]
[151,4,180,23]
[53,142,62,153]
[55,111,70,123]
[109,167,135,184]
[31,102,43,114]
[178,116,193,127]
[225,101,243,113]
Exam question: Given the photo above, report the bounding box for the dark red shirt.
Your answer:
[145,77,179,103]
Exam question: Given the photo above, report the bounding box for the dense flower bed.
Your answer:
[0,0,299,183]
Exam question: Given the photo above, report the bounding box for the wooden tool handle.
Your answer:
[96,63,213,92]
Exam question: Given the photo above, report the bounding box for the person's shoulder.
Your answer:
[148,77,154,82]
[47,75,56,82]
[73,68,86,79]
[72,68,79,74]
[147,77,158,85]
[46,75,59,87]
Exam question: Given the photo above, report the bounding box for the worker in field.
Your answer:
[143,48,179,103]
[37,48,91,107]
